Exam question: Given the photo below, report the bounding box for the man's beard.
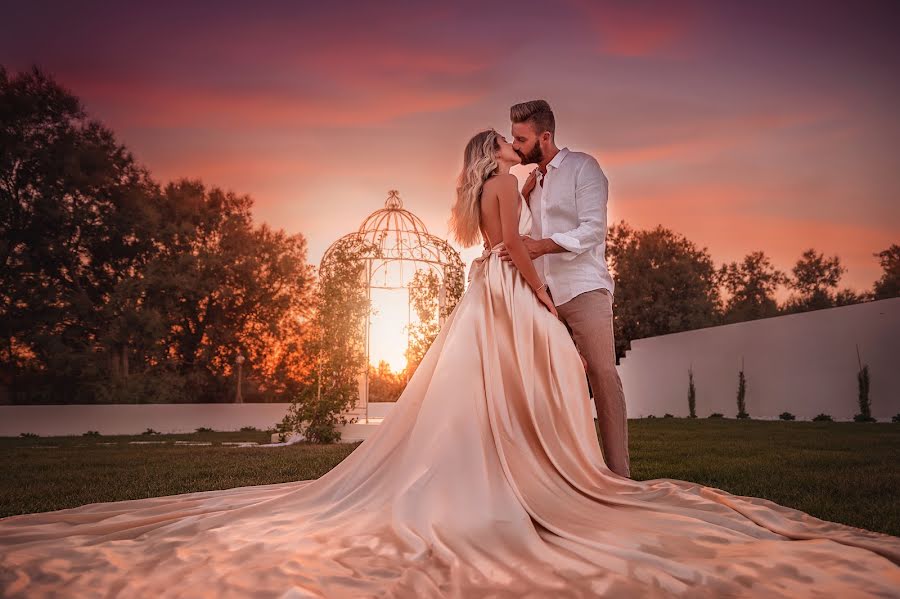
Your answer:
[517,143,543,165]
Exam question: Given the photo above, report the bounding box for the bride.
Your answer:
[1,131,898,598]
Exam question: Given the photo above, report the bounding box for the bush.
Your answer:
[779,412,796,421]
[273,419,294,443]
[646,414,656,419]
[687,367,696,419]
[19,432,39,438]
[195,427,215,433]
[708,413,724,419]
[735,366,749,419]
[663,413,674,418]
[893,414,900,423]
[854,363,872,422]
[82,430,101,436]
[239,426,259,432]
[142,428,161,435]
[812,413,833,422]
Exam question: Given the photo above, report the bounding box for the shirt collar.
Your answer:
[547,147,569,170]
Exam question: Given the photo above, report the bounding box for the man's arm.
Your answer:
[540,156,608,256]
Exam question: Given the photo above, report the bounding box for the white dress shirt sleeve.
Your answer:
[549,157,608,255]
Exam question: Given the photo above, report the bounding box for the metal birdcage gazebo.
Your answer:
[319,190,465,422]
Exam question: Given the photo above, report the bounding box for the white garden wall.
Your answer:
[0,402,399,437]
[617,297,899,421]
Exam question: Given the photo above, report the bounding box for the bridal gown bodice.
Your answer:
[1,194,898,598]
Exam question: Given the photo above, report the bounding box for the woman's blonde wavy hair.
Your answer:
[449,128,501,247]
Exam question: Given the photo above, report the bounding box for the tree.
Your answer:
[718,251,787,323]
[606,221,722,360]
[368,360,406,402]
[782,249,846,313]
[122,180,316,403]
[0,65,162,402]
[872,244,900,300]
[1,66,316,404]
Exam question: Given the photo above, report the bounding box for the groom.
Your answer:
[498,99,631,479]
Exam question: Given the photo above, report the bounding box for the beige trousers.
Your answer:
[551,287,631,478]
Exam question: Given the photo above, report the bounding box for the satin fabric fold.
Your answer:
[1,195,898,598]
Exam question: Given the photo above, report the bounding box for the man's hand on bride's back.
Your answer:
[497,236,543,262]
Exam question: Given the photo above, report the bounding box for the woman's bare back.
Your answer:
[478,177,521,249]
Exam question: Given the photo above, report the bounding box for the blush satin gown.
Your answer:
[1,195,899,598]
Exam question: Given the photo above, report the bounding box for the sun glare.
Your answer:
[368,288,417,373]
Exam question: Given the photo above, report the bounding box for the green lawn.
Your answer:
[1,420,898,537]
[625,418,899,537]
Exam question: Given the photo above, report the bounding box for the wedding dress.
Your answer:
[1,195,898,598]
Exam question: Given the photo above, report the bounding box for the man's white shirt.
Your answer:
[528,147,615,306]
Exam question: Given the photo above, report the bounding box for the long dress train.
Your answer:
[1,195,898,598]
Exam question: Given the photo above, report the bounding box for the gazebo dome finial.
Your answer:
[385,189,402,209]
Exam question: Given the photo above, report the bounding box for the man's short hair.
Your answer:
[510,100,555,136]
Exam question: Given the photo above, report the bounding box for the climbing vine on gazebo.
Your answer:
[405,243,465,377]
[278,236,379,443]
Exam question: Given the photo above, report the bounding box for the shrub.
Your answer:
[779,412,795,421]
[273,419,295,443]
[708,413,724,419]
[736,363,749,419]
[853,351,875,422]
[19,432,39,438]
[687,367,697,418]
[142,428,161,435]
[239,426,259,432]
[892,414,900,423]
[663,413,674,418]
[83,430,101,436]
[812,413,833,422]
[195,427,215,433]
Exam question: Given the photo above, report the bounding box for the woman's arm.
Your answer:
[493,174,545,293]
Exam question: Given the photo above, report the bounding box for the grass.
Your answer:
[0,431,358,519]
[1,420,897,537]
[623,418,899,537]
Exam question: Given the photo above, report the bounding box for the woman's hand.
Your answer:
[535,286,558,318]
[522,169,538,201]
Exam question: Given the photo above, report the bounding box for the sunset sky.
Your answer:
[3,0,898,303]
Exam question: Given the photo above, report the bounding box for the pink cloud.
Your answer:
[567,0,699,57]
[70,77,484,129]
